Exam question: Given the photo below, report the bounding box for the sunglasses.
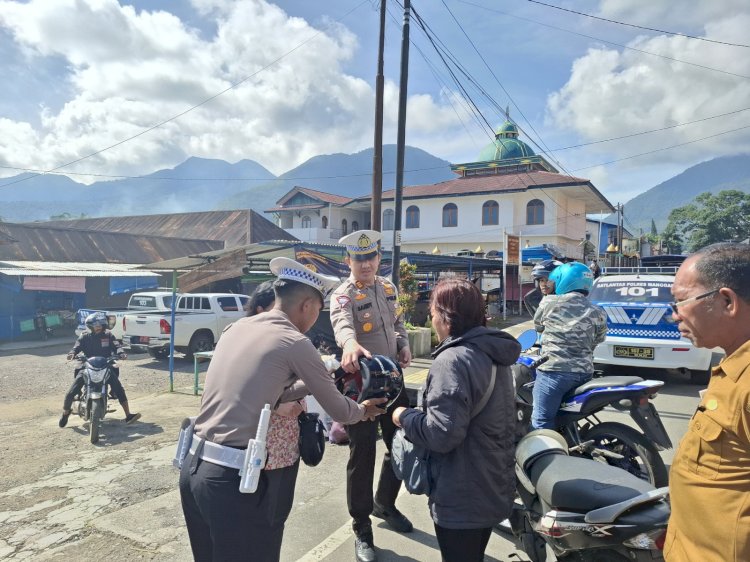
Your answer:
[669,289,720,315]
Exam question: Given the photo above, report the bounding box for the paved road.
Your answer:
[0,333,701,561]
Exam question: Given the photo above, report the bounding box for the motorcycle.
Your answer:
[73,354,119,444]
[34,311,54,340]
[513,326,672,487]
[510,430,669,562]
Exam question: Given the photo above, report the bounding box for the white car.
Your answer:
[589,273,715,384]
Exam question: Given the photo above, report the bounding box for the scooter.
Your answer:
[513,327,672,487]
[33,311,54,340]
[510,430,669,562]
[73,354,118,444]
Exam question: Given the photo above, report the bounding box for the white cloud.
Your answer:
[547,8,750,182]
[0,0,461,181]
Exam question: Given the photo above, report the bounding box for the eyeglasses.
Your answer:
[669,289,720,315]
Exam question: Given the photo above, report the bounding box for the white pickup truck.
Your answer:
[76,291,179,341]
[123,293,249,359]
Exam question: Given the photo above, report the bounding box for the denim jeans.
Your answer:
[531,370,592,430]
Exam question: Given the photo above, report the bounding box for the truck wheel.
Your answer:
[187,332,214,360]
[690,367,711,385]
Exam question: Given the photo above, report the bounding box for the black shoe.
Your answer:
[372,501,413,533]
[58,412,69,428]
[354,533,377,562]
[125,413,141,424]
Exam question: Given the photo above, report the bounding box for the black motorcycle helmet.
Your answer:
[335,355,404,408]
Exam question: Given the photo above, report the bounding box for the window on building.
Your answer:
[301,216,311,228]
[482,200,499,225]
[321,216,328,229]
[526,199,544,225]
[352,221,359,231]
[341,219,348,235]
[442,203,458,227]
[383,209,394,230]
[406,205,420,228]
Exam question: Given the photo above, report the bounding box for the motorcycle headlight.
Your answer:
[87,370,106,384]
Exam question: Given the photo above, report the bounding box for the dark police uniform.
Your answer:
[330,231,411,538]
[63,331,127,411]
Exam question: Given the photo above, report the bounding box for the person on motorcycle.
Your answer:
[531,259,563,296]
[531,262,607,429]
[58,312,141,428]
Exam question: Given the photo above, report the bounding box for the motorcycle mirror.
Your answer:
[517,329,538,352]
[523,287,542,316]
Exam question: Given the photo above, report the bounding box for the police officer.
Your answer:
[58,311,140,427]
[330,230,413,562]
[179,258,386,562]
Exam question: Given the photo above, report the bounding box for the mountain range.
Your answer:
[2,147,748,231]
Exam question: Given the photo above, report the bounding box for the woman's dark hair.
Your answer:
[246,280,276,316]
[430,277,486,337]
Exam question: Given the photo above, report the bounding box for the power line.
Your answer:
[571,123,750,171]
[458,1,750,81]
[550,107,750,152]
[527,0,750,49]
[0,0,372,190]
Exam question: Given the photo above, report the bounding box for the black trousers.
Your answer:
[63,368,125,411]
[434,524,492,562]
[346,389,409,534]
[179,453,299,562]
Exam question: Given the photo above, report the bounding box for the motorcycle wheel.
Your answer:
[90,400,103,444]
[582,422,668,487]
[521,515,547,562]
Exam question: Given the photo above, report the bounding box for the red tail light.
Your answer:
[655,529,667,550]
[160,319,171,334]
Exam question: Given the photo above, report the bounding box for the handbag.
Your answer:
[391,364,497,495]
[298,412,326,467]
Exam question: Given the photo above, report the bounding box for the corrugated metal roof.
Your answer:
[38,209,296,248]
[0,261,159,277]
[0,222,222,263]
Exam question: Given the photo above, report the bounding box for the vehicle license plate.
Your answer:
[139,336,150,343]
[614,345,654,360]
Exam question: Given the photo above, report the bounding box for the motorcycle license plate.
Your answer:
[614,345,654,360]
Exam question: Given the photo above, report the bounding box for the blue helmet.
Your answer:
[549,262,594,295]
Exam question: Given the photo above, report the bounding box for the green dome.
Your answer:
[477,120,535,162]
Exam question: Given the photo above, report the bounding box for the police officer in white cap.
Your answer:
[180,257,386,562]
[330,230,413,562]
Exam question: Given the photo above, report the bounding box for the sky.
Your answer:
[0,0,748,205]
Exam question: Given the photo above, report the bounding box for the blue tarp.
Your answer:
[109,276,159,295]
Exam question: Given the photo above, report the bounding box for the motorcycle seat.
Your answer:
[569,376,643,397]
[529,453,654,512]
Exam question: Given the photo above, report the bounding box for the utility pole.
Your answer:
[370,0,386,232]
[391,0,410,288]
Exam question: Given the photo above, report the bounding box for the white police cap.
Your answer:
[269,257,340,295]
[339,229,382,261]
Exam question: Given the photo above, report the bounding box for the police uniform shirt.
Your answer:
[329,274,409,358]
[194,309,366,448]
[664,339,750,561]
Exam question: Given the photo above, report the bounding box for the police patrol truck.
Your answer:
[589,270,716,384]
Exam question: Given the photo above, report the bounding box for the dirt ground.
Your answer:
[0,343,202,560]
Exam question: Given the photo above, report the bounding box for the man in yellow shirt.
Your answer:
[665,243,750,561]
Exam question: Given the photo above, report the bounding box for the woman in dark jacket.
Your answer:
[392,278,521,562]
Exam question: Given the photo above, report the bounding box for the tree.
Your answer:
[650,218,658,237]
[397,260,418,324]
[664,190,750,252]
